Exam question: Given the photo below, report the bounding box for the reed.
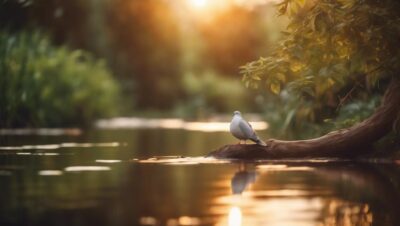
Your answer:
[0,31,120,127]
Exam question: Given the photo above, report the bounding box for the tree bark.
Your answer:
[208,79,400,159]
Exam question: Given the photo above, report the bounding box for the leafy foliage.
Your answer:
[328,95,380,129]
[0,31,120,127]
[243,0,400,91]
[241,0,400,135]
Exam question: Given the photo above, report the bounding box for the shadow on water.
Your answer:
[0,128,400,225]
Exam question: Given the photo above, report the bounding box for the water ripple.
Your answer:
[138,156,231,165]
[65,166,111,172]
[0,142,120,151]
[38,170,63,176]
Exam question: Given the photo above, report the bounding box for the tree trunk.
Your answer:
[208,79,400,159]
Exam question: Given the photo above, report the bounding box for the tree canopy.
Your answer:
[209,0,400,159]
[241,0,400,129]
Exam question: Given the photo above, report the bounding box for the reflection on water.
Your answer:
[38,170,63,176]
[0,142,120,151]
[95,159,122,163]
[231,167,257,194]
[0,128,82,136]
[0,129,400,226]
[228,206,241,226]
[64,166,111,172]
[96,117,268,132]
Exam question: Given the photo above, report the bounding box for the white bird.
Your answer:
[230,111,267,146]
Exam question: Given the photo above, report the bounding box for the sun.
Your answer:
[188,0,208,9]
[184,0,231,20]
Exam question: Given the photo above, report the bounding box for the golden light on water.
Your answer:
[64,166,111,172]
[0,142,120,151]
[256,164,315,172]
[38,170,63,176]
[96,117,268,132]
[228,206,242,226]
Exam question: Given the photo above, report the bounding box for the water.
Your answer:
[1,127,400,226]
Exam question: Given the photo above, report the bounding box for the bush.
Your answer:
[0,31,120,127]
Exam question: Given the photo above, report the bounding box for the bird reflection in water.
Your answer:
[231,164,257,195]
[212,161,400,226]
[226,164,256,226]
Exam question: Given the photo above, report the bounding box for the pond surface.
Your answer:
[1,126,400,226]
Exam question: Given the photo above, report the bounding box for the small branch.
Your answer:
[336,84,358,111]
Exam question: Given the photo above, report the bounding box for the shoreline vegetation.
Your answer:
[0,31,120,128]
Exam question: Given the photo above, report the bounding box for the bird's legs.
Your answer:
[237,140,248,145]
[238,162,246,171]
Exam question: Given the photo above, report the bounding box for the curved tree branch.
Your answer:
[208,79,400,159]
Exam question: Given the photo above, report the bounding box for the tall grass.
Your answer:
[0,31,120,127]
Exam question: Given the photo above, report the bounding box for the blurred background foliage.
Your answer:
[0,0,284,128]
[0,31,119,127]
[1,0,399,146]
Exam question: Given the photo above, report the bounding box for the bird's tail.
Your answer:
[256,138,267,146]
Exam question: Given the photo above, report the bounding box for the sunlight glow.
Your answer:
[228,206,242,226]
[188,0,208,8]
